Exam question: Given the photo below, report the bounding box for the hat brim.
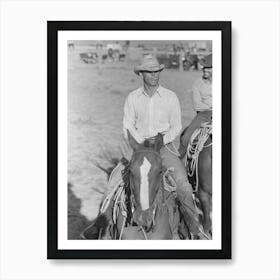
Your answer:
[200,54,212,68]
[134,64,165,75]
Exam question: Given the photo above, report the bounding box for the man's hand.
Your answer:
[143,133,163,151]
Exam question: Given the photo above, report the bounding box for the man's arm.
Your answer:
[163,94,182,145]
[123,94,145,144]
[192,82,211,111]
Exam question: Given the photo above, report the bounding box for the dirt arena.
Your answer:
[67,47,202,239]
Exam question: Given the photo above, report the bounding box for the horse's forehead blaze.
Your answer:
[139,156,151,210]
[140,157,151,175]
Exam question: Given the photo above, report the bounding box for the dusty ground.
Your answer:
[67,48,202,239]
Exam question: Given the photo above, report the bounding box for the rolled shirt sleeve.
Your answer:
[163,94,182,145]
[192,81,211,111]
[123,94,145,144]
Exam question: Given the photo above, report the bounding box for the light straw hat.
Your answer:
[134,54,165,75]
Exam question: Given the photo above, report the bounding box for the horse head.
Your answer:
[127,131,164,230]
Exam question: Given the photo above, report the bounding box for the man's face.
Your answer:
[203,68,212,80]
[140,70,161,86]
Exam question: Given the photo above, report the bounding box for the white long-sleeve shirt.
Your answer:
[192,78,212,111]
[123,86,182,145]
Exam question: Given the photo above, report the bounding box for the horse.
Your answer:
[79,52,98,64]
[183,54,199,71]
[81,132,189,240]
[180,121,212,238]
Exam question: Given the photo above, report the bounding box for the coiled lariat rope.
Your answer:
[185,122,212,193]
[100,163,129,214]
[112,184,124,224]
[118,208,127,240]
[140,226,148,240]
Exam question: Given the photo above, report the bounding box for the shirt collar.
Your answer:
[141,85,162,97]
[202,78,212,85]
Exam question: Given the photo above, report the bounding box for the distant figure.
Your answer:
[124,40,130,51]
[173,44,178,55]
[183,52,199,71]
[108,48,114,61]
[68,43,75,50]
[179,54,212,158]
[96,43,103,50]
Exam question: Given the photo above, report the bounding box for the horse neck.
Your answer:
[203,133,212,149]
[149,175,167,210]
[200,134,212,160]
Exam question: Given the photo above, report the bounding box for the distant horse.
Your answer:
[81,133,189,240]
[180,122,212,237]
[102,49,125,63]
[80,52,98,64]
[183,54,199,71]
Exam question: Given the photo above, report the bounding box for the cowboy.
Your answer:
[123,54,205,239]
[178,54,212,159]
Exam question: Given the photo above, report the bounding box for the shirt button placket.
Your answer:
[149,96,153,137]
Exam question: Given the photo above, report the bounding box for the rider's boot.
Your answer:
[177,185,208,240]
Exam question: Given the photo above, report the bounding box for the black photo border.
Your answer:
[47,21,231,259]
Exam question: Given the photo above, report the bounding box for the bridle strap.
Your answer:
[132,149,161,158]
[161,172,165,204]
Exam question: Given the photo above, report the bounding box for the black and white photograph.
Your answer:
[48,21,231,259]
[71,40,213,241]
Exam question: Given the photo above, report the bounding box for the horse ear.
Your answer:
[154,133,164,152]
[127,130,141,151]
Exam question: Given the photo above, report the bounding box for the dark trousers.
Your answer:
[160,144,200,234]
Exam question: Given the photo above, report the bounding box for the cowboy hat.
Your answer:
[200,54,212,68]
[134,55,165,75]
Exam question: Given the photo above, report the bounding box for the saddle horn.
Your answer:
[154,133,164,152]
